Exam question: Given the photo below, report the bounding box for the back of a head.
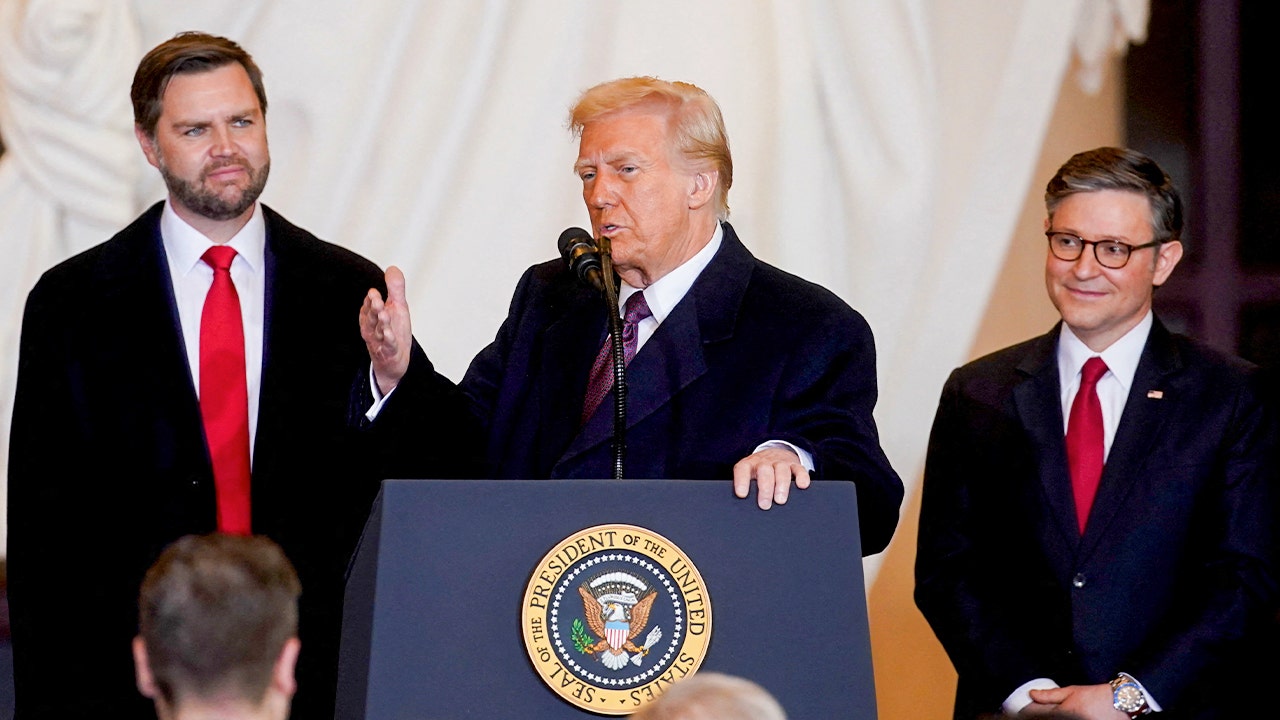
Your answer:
[137,533,300,709]
[631,672,787,720]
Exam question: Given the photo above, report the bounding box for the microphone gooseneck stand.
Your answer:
[597,235,627,480]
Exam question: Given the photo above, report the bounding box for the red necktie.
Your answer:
[582,291,652,423]
[200,246,252,535]
[1066,356,1108,534]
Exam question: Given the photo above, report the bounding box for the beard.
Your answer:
[159,156,271,222]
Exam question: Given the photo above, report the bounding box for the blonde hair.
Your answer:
[569,77,733,218]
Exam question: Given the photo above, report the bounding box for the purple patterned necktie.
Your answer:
[582,291,652,423]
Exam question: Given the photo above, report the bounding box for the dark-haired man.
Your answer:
[7,32,466,719]
[915,147,1278,719]
[134,534,301,720]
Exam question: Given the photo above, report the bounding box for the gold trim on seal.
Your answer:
[521,524,712,715]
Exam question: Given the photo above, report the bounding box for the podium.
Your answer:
[337,479,876,718]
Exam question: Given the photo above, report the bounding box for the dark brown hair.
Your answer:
[131,32,267,138]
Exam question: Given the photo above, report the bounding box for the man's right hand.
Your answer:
[360,266,412,396]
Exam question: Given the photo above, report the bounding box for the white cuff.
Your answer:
[1003,678,1059,715]
[752,440,815,471]
[364,364,395,421]
[1117,671,1162,713]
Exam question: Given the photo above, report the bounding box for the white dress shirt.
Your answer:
[614,223,722,353]
[1056,312,1153,458]
[161,201,267,462]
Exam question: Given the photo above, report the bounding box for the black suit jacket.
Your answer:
[915,319,1279,719]
[7,202,468,719]
[455,222,903,554]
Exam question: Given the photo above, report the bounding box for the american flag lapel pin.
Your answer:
[1147,390,1164,399]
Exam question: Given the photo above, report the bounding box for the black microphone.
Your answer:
[558,227,604,291]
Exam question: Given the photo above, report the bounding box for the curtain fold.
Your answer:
[0,0,142,548]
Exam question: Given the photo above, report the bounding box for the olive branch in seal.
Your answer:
[571,618,594,653]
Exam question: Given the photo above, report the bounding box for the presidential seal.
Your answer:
[522,524,712,715]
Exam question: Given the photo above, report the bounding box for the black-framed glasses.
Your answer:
[1045,231,1160,269]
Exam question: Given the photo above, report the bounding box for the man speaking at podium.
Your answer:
[361,77,903,555]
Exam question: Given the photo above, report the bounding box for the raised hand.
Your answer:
[360,265,412,395]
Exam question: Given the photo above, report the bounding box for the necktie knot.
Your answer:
[624,291,652,325]
[203,245,238,273]
[1081,356,1108,388]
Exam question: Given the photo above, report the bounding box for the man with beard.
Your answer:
[7,32,466,719]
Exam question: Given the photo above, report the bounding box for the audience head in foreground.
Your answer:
[134,534,301,720]
[631,672,787,720]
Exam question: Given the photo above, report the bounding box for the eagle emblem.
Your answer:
[522,525,713,714]
[574,571,664,670]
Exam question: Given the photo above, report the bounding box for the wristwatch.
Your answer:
[1110,672,1151,718]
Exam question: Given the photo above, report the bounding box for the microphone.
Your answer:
[559,226,626,477]
[558,227,604,291]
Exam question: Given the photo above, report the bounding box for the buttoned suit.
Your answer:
[915,319,1278,718]
[7,202,468,719]
[455,222,904,554]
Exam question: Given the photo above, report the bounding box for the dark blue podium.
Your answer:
[337,479,875,718]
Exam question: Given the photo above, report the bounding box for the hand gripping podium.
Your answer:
[337,479,876,719]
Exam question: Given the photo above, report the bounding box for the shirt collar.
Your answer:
[1057,311,1153,392]
[161,200,267,276]
[618,222,723,320]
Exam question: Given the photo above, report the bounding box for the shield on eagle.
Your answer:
[577,571,663,670]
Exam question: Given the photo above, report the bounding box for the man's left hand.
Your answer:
[1024,684,1127,720]
[732,448,811,510]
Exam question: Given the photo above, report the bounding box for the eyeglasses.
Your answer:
[1045,231,1160,269]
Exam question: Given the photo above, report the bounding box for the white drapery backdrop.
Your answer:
[0,1,1149,582]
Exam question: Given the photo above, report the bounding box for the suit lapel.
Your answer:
[256,207,324,484]
[102,204,191,373]
[560,222,750,468]
[541,289,609,468]
[103,203,210,475]
[1011,326,1081,549]
[569,283,712,457]
[624,291,709,428]
[1078,319,1181,558]
[256,210,286,474]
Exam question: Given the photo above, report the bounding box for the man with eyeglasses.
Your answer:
[915,147,1277,719]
